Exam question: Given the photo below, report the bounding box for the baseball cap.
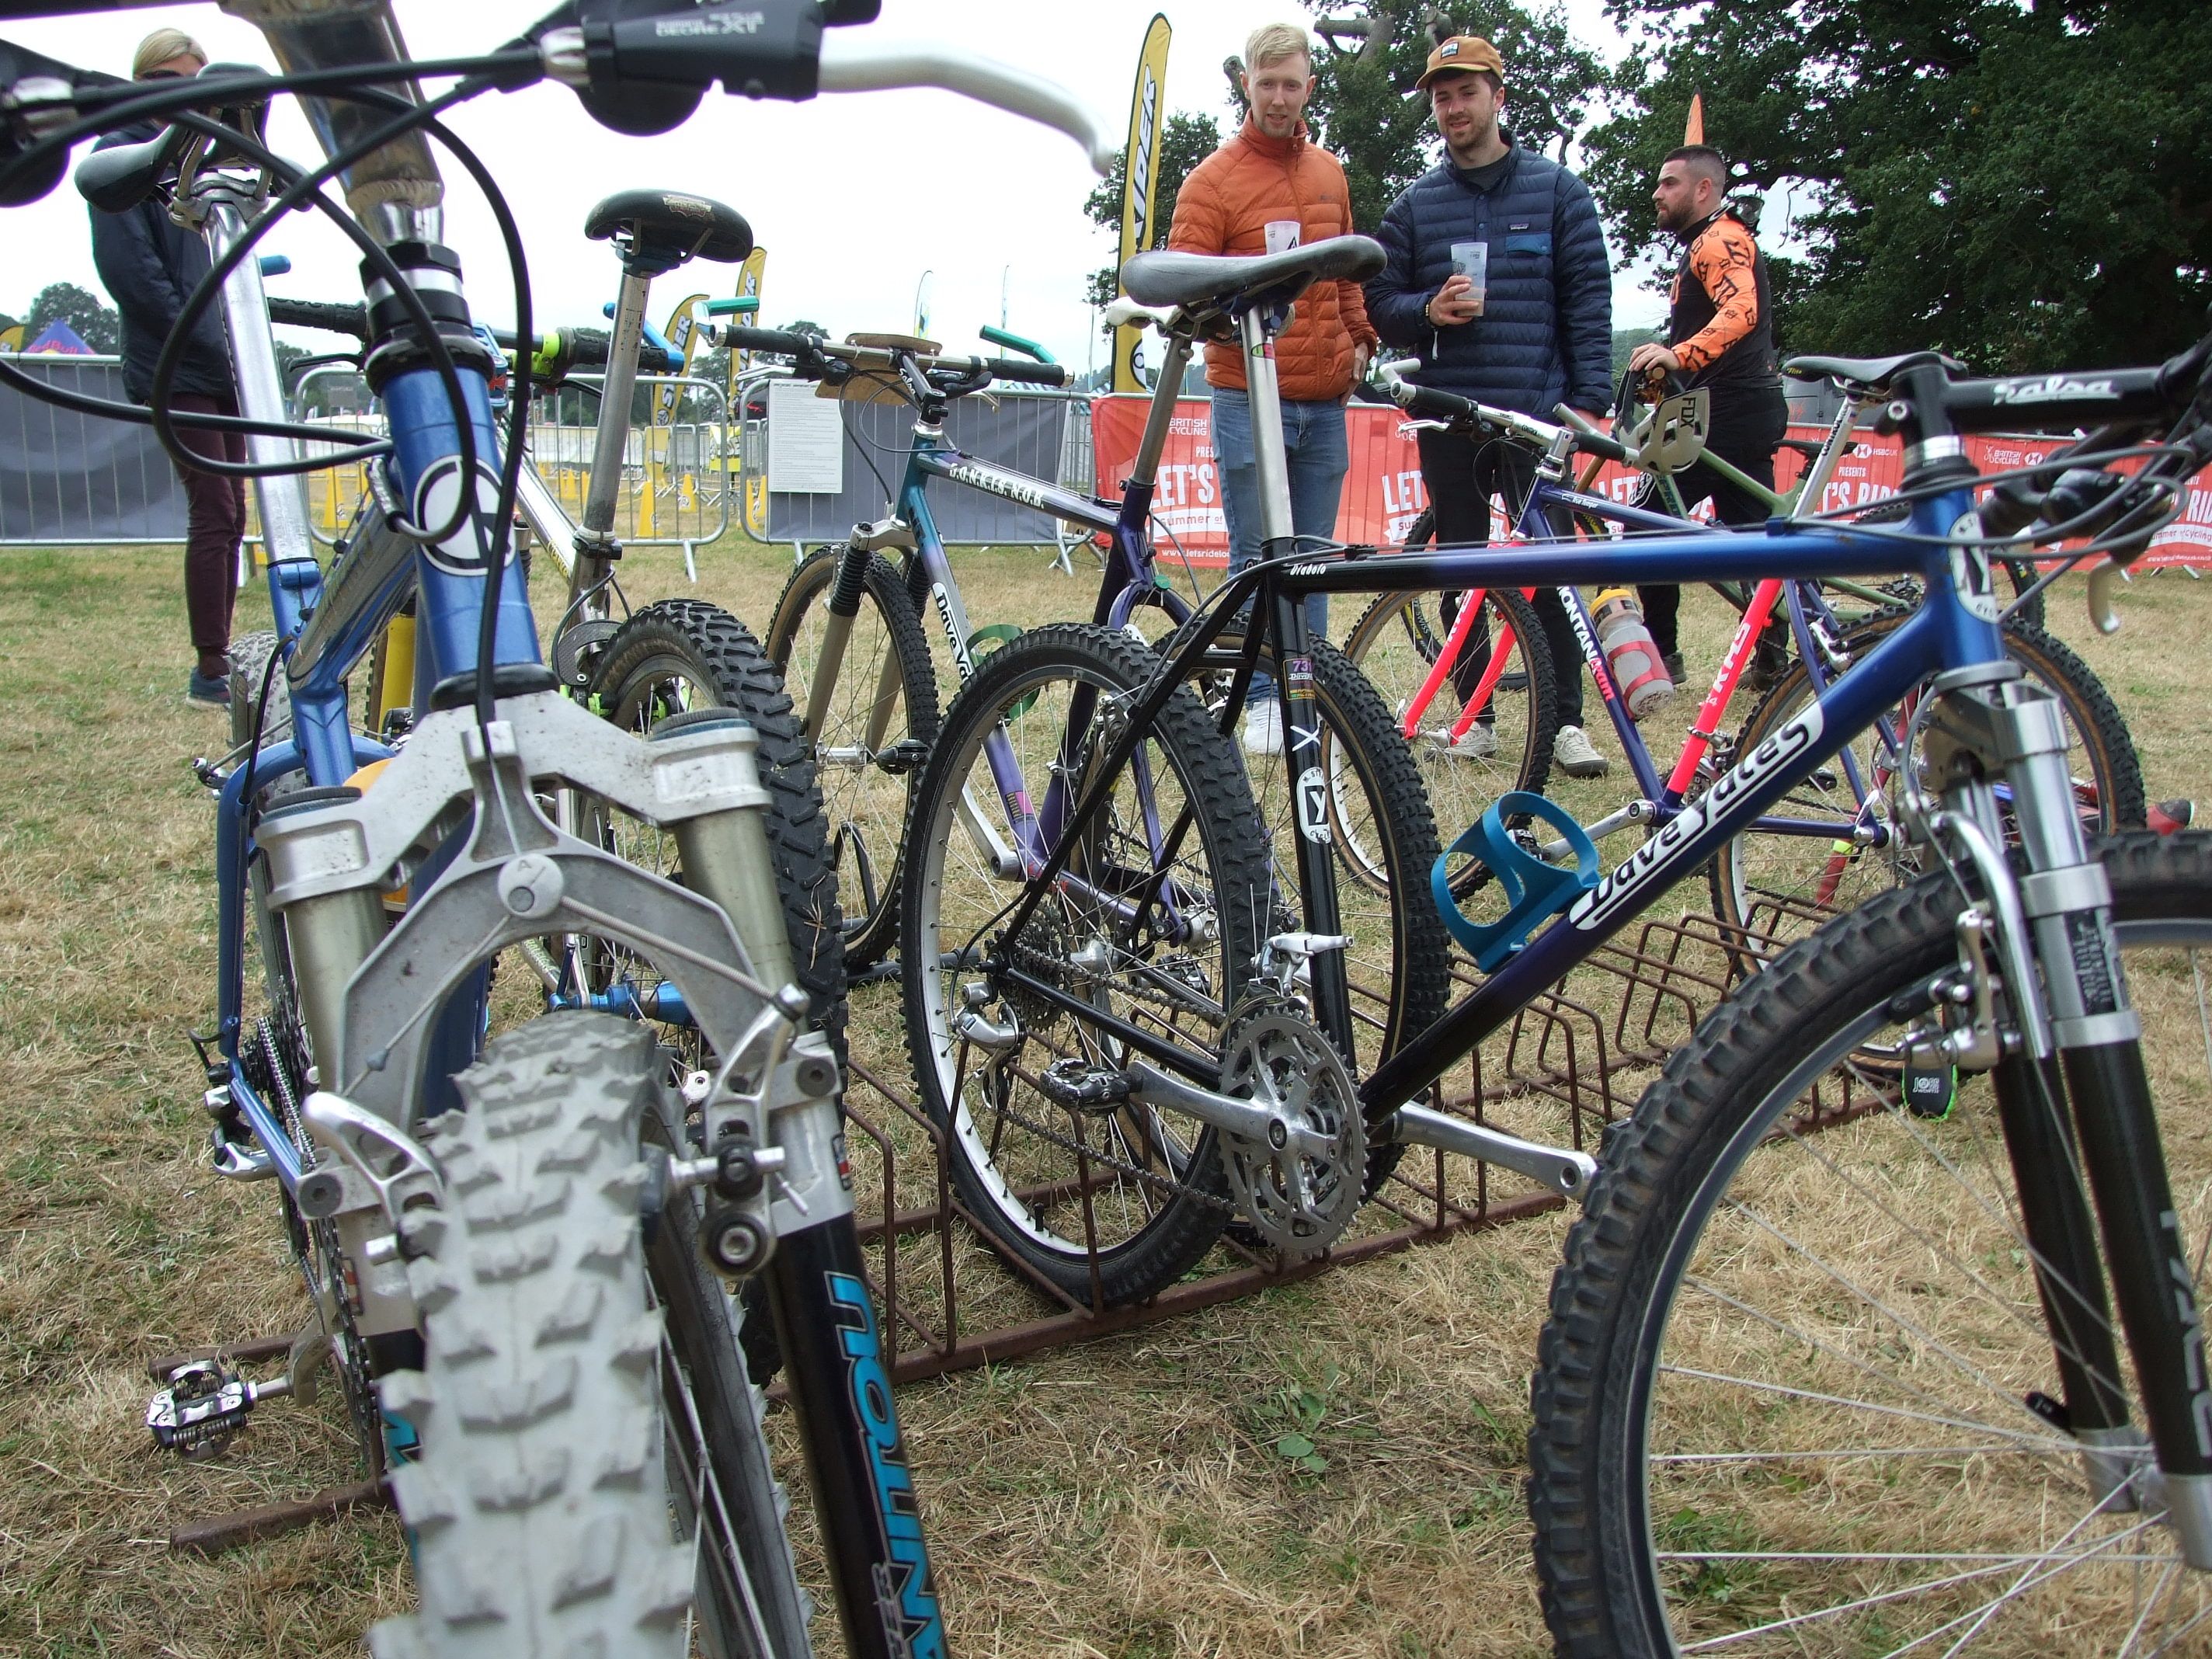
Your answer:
[1415,35,1506,92]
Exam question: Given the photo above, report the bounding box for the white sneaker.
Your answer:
[1554,724,1609,779]
[1426,722,1498,760]
[1242,701,1285,757]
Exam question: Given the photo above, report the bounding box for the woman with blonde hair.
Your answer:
[90,27,249,707]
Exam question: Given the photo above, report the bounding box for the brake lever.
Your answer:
[2087,558,2129,636]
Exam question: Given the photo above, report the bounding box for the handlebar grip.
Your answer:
[725,325,821,360]
[980,355,1069,389]
[1554,404,1629,465]
[266,297,370,341]
[1393,382,1477,423]
[563,326,610,370]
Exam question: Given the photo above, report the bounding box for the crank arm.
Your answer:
[1384,1102,1596,1202]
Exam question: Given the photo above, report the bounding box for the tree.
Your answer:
[1081,110,1223,314]
[1583,0,2212,372]
[24,281,120,353]
[1300,2,1610,233]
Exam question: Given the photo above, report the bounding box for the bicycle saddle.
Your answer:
[1783,350,1966,393]
[75,129,184,213]
[583,189,753,274]
[1122,235,1386,313]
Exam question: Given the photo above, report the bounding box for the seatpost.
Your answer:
[1127,329,1196,488]
[1238,305,1296,554]
[583,266,652,550]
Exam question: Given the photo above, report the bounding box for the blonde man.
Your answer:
[1168,23,1379,755]
[90,29,248,707]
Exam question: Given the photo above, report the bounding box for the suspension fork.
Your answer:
[1936,665,2212,1561]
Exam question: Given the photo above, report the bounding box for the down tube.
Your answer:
[1359,596,1953,1115]
[767,1222,947,1659]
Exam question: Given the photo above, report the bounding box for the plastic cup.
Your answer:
[1450,241,1488,315]
[1264,219,1302,255]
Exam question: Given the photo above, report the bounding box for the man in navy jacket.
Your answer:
[1366,36,1616,777]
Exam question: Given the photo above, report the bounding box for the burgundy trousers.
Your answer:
[169,391,248,663]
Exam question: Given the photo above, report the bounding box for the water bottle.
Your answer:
[1591,589,1675,721]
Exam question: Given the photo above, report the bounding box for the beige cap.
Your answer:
[1416,35,1506,92]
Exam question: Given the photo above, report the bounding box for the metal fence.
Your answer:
[291,365,732,553]
[0,354,193,544]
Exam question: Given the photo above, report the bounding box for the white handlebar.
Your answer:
[816,38,1114,177]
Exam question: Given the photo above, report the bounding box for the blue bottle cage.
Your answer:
[1431,791,1602,973]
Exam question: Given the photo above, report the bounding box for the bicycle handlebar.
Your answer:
[814,36,1112,176]
[722,326,1071,391]
[266,295,370,339]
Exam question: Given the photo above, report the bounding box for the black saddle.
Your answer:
[1783,350,1967,393]
[1122,235,1386,315]
[583,190,753,275]
[75,128,187,213]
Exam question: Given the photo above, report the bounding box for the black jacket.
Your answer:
[1365,141,1612,417]
[87,125,235,403]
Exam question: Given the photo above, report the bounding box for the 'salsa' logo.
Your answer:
[1991,374,2118,405]
[1569,702,1824,932]
[827,1271,947,1659]
[655,9,763,37]
[944,461,1051,513]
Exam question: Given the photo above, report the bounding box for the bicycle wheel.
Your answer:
[901,623,1268,1306]
[1530,831,2212,1657]
[1710,615,2146,948]
[577,599,845,1057]
[1173,629,1453,1094]
[766,545,941,969]
[370,1016,694,1658]
[1340,584,1560,875]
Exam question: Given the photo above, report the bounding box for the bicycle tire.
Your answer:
[369,1015,694,1659]
[1340,583,1562,883]
[900,622,1268,1306]
[1530,830,2212,1656]
[583,599,847,1059]
[1709,613,2146,947]
[640,1085,813,1659]
[766,545,941,969]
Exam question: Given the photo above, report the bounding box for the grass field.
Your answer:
[2,536,2207,1656]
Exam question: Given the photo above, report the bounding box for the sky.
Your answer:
[0,0,1668,368]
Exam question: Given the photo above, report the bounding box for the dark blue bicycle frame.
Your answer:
[1001,478,2002,1117]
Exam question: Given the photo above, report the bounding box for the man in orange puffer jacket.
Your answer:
[1168,20,1380,756]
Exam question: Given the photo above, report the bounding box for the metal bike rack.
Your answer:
[158,902,1903,1550]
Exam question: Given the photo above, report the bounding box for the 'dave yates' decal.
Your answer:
[1569,702,1824,932]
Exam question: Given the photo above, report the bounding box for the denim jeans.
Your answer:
[1212,388,1348,702]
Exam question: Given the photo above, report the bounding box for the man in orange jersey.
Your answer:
[1169,20,1379,755]
[1628,144,1789,683]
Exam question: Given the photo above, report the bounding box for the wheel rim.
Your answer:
[1630,912,2212,1654]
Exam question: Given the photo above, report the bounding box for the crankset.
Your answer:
[1216,1001,1365,1260]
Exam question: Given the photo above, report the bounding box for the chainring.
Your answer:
[1216,1003,1365,1259]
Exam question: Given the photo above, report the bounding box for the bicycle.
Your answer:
[1345,372,2145,953]
[739,293,1450,1303]
[917,231,2212,1647]
[5,7,1111,1653]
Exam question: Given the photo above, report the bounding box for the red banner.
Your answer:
[1089,394,2212,568]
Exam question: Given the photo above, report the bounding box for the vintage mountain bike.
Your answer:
[2,5,1110,1654]
[1352,370,2147,948]
[908,231,2212,1648]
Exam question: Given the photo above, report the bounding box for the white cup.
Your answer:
[1264,219,1303,255]
[1450,241,1488,315]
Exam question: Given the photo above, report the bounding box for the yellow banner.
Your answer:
[1111,13,1171,395]
[729,247,767,405]
[653,292,709,427]
[0,325,21,354]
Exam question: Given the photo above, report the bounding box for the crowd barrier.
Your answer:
[0,355,194,544]
[1087,394,2212,567]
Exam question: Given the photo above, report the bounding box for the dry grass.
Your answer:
[2,534,2207,1656]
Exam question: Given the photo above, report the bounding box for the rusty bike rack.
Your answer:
[159,905,1897,1551]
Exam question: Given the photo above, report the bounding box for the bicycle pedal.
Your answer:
[875,736,930,776]
[147,1358,287,1460]
[1035,1058,1132,1112]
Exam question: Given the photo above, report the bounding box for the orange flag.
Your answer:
[1685,92,1704,144]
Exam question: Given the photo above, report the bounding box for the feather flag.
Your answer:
[1685,92,1704,144]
